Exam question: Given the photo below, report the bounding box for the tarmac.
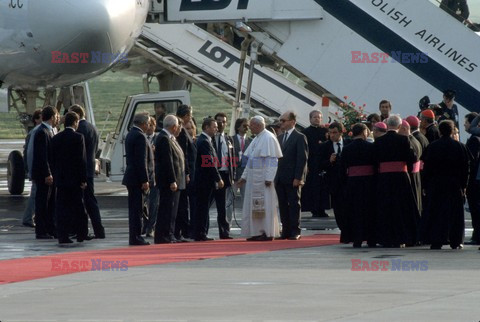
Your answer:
[0,140,479,321]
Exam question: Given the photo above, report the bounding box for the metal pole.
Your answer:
[244,41,258,106]
[230,37,252,136]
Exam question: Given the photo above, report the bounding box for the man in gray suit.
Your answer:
[275,111,308,240]
[154,115,186,244]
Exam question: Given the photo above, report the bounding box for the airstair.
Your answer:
[161,0,480,118]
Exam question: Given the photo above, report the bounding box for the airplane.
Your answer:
[0,0,151,194]
[0,0,149,91]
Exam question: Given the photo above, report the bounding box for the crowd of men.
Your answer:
[23,89,480,250]
[24,105,105,244]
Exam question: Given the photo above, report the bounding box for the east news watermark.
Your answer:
[351,51,429,64]
[51,51,128,64]
[51,258,128,272]
[351,259,429,271]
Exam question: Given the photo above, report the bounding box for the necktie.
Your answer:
[337,142,342,155]
[217,135,222,155]
[283,132,289,146]
[212,137,218,157]
[240,136,245,152]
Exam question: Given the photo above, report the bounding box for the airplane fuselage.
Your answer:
[0,0,149,90]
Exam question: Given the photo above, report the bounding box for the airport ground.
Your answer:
[0,140,479,322]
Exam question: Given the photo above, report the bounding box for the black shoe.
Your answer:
[430,244,442,250]
[220,236,233,240]
[154,237,176,244]
[194,236,214,241]
[58,238,74,244]
[22,222,35,228]
[129,237,150,246]
[319,212,329,218]
[36,234,54,240]
[175,237,190,243]
[247,234,262,241]
[450,244,464,250]
[353,242,362,248]
[311,212,321,218]
[288,235,301,241]
[257,235,273,241]
[77,234,94,242]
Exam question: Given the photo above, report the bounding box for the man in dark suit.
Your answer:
[319,122,351,241]
[154,115,186,244]
[69,105,105,239]
[275,111,308,240]
[193,118,224,241]
[51,112,88,244]
[122,113,153,246]
[32,106,59,239]
[175,105,195,240]
[212,112,236,239]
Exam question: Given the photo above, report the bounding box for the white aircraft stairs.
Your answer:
[135,23,340,127]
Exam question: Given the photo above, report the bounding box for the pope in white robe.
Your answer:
[238,116,283,239]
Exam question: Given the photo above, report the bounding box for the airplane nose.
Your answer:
[29,0,147,64]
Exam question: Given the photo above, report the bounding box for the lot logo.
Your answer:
[180,0,249,11]
[199,40,239,68]
[351,51,429,64]
[51,258,129,272]
[351,259,428,271]
[51,51,128,64]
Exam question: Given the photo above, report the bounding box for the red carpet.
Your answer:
[0,234,339,285]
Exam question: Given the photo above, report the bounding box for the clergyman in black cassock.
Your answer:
[340,124,376,247]
[464,113,480,244]
[301,110,329,217]
[422,120,469,249]
[399,121,424,243]
[374,116,419,247]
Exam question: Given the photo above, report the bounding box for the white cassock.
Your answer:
[241,129,283,237]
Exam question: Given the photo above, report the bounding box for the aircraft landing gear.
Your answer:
[7,150,25,195]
